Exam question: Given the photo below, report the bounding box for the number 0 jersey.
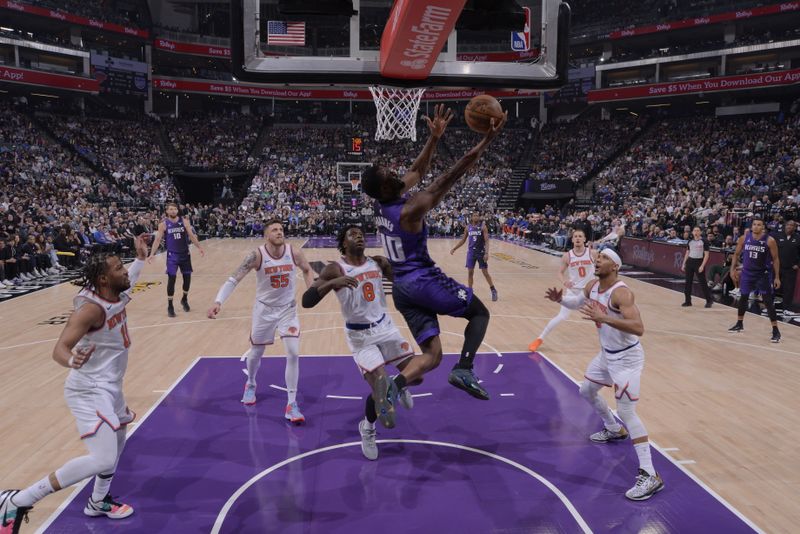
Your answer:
[71,288,132,382]
[567,248,595,289]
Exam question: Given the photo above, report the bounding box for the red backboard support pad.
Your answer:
[379,0,468,80]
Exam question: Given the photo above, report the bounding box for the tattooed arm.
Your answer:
[207,249,260,318]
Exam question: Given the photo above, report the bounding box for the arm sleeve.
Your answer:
[214,277,238,305]
[126,259,145,286]
[561,291,587,310]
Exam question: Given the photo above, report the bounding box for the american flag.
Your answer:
[267,21,306,46]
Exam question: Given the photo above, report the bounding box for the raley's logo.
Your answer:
[631,245,654,264]
[6,2,25,11]
[400,5,452,70]
[158,39,176,50]
[157,79,177,89]
[48,10,67,20]
[693,17,710,24]
[780,3,800,11]
[735,10,753,18]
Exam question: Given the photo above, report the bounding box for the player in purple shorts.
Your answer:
[728,217,781,342]
[147,203,204,317]
[450,211,497,301]
[362,103,507,401]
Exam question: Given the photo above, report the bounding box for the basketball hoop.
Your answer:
[350,177,361,191]
[369,85,426,142]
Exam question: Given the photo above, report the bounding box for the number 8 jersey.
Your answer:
[255,244,297,307]
[334,257,386,324]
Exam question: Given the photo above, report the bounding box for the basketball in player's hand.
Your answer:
[465,95,504,134]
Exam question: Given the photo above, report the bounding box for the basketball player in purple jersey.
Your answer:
[362,104,507,401]
[147,203,204,317]
[450,212,498,301]
[728,217,781,342]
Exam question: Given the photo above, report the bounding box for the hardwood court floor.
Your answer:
[0,237,798,532]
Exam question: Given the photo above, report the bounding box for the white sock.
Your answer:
[283,337,300,404]
[12,476,54,508]
[244,345,265,387]
[364,418,375,430]
[91,473,114,502]
[634,442,656,476]
[540,306,571,339]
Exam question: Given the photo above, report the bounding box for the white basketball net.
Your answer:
[369,85,426,142]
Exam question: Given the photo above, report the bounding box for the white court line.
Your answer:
[269,384,288,392]
[209,439,592,534]
[493,363,504,374]
[677,460,697,465]
[411,392,432,398]
[535,350,765,534]
[492,314,800,356]
[326,395,362,400]
[662,448,680,452]
[36,356,204,534]
[499,393,515,397]
[152,389,167,393]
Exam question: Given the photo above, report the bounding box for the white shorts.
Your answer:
[345,317,414,374]
[251,301,300,345]
[583,343,645,401]
[64,373,135,440]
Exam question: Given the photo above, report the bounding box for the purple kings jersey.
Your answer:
[165,217,190,255]
[374,196,435,277]
[742,232,771,273]
[468,224,485,252]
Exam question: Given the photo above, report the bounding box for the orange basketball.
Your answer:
[464,94,504,133]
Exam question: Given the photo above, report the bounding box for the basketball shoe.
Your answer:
[590,426,629,443]
[528,338,543,352]
[284,402,305,425]
[448,368,489,400]
[241,383,256,405]
[625,469,664,501]
[358,420,378,461]
[0,490,31,534]
[83,494,134,519]
[373,375,396,429]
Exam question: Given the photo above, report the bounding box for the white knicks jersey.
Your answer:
[334,257,387,324]
[255,243,297,307]
[568,248,595,289]
[588,280,639,354]
[71,288,132,382]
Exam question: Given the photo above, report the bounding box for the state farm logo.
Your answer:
[400,59,427,70]
[158,39,176,50]
[735,10,752,18]
[632,245,654,264]
[656,23,671,31]
[693,17,710,24]
[540,182,557,191]
[49,10,67,20]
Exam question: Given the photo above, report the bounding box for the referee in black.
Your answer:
[776,220,799,313]
[681,226,713,308]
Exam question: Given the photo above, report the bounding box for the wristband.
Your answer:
[68,356,75,367]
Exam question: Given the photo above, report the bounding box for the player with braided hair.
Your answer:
[1,235,148,532]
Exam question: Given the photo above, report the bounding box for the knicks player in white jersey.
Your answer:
[529,228,597,352]
[544,249,664,501]
[301,226,416,461]
[1,235,148,532]
[207,219,314,424]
